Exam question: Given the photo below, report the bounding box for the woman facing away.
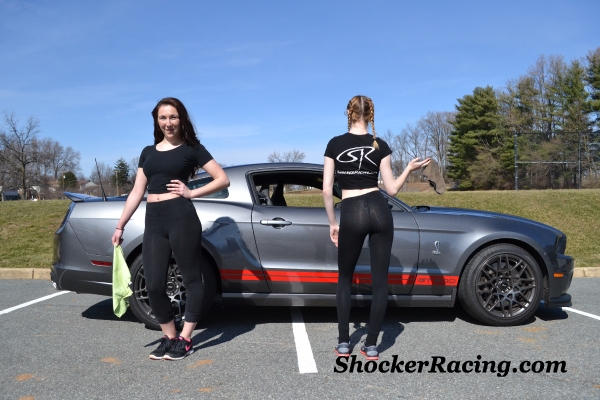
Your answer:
[323,95,430,361]
[111,97,229,361]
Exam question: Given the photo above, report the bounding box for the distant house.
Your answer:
[0,189,20,201]
[80,180,99,195]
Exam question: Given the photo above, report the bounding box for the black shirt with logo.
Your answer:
[324,132,392,190]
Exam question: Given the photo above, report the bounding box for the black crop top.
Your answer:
[324,133,392,190]
[138,143,213,194]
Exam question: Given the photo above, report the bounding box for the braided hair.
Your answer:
[346,95,379,149]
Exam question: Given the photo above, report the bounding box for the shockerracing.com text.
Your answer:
[334,355,567,377]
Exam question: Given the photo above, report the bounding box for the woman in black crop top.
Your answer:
[111,97,229,361]
[323,95,430,361]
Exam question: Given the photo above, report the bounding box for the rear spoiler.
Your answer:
[63,192,129,203]
[63,192,98,202]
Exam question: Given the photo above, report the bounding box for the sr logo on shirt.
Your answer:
[336,147,376,170]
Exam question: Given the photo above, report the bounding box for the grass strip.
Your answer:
[0,200,69,269]
[286,189,599,268]
[1,189,597,269]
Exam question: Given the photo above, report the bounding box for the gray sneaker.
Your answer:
[360,344,379,360]
[422,160,445,194]
[335,342,351,357]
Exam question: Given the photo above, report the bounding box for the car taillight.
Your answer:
[91,260,112,267]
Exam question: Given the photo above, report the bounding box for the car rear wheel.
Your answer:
[458,244,542,326]
[128,253,216,330]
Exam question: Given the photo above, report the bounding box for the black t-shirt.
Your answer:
[324,133,392,190]
[138,143,213,194]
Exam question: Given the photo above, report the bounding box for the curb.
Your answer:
[572,267,600,278]
[0,267,599,280]
[0,268,51,280]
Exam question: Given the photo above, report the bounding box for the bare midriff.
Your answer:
[147,193,181,203]
[341,187,379,200]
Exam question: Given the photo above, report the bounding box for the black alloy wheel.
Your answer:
[128,253,216,330]
[458,244,543,326]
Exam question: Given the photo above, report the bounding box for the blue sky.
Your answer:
[1,0,598,179]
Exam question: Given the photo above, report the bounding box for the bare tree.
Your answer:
[380,130,405,176]
[0,142,16,190]
[0,112,40,199]
[419,111,455,176]
[525,54,568,135]
[129,156,139,186]
[267,149,305,163]
[37,137,81,179]
[401,122,427,160]
[90,161,115,196]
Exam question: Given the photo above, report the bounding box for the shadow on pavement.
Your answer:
[533,304,569,322]
[81,298,139,324]
[81,298,566,352]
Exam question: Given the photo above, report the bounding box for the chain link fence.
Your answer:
[514,132,600,190]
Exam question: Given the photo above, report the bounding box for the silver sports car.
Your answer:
[52,163,574,329]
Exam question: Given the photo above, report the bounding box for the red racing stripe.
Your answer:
[220,269,263,281]
[220,269,459,287]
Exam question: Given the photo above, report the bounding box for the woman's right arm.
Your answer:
[111,168,148,246]
[322,156,339,247]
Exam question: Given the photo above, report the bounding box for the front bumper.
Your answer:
[544,253,575,308]
[544,293,572,308]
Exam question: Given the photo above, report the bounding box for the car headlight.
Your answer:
[555,235,567,254]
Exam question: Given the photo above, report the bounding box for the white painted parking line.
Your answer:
[0,291,71,315]
[563,307,600,321]
[290,307,318,374]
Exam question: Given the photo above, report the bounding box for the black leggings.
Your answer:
[143,197,204,324]
[337,191,393,347]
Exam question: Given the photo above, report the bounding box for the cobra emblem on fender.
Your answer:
[432,241,441,255]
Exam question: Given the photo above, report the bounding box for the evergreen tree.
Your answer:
[112,158,129,194]
[447,86,502,189]
[554,59,591,132]
[500,76,539,134]
[63,171,77,189]
[585,47,600,129]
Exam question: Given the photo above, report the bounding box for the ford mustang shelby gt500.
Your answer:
[52,163,573,329]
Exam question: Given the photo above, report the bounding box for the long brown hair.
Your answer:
[151,97,200,148]
[346,95,378,149]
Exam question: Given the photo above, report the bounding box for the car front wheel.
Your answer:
[128,253,216,330]
[458,244,543,326]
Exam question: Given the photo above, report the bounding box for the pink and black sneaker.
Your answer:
[163,337,194,360]
[149,336,177,360]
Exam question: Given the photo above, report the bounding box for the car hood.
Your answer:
[412,205,564,235]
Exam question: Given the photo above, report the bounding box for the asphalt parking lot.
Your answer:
[1,278,599,399]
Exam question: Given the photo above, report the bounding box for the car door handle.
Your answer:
[260,219,292,226]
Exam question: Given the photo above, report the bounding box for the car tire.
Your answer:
[128,252,217,331]
[458,244,542,326]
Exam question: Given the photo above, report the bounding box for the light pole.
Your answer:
[63,174,65,191]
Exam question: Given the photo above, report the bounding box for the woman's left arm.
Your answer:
[380,155,431,197]
[167,159,230,199]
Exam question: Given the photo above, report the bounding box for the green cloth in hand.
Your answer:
[112,244,133,317]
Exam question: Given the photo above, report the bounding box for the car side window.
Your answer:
[250,171,341,208]
[187,176,229,198]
